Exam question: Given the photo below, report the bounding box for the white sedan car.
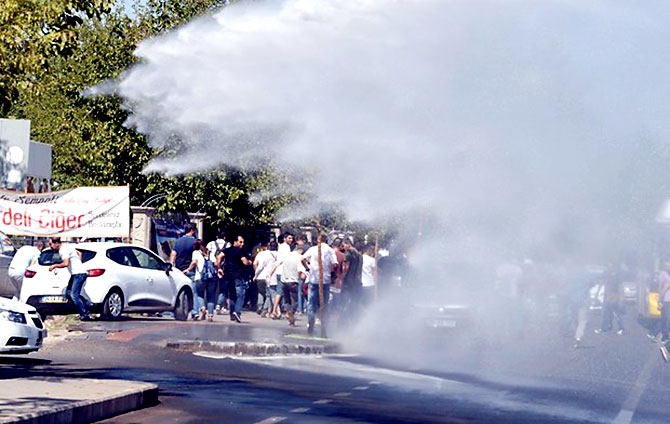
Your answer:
[0,296,46,354]
[20,242,194,321]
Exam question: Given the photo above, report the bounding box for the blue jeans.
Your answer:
[228,278,247,316]
[191,279,205,316]
[69,273,90,316]
[204,278,217,315]
[308,283,330,332]
[267,284,279,311]
[276,274,284,307]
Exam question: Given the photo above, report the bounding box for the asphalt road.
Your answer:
[3,305,670,423]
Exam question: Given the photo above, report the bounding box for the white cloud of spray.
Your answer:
[112,0,670,257]
[109,0,670,376]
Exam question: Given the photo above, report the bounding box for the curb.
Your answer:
[165,339,341,356]
[0,378,158,424]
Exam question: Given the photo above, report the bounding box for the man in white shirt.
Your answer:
[253,240,278,316]
[361,244,376,305]
[48,237,91,321]
[272,232,294,317]
[8,241,44,300]
[301,234,338,337]
[274,245,307,326]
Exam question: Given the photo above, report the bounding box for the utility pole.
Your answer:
[315,217,326,338]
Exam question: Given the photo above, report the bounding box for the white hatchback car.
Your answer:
[0,296,46,354]
[20,242,194,321]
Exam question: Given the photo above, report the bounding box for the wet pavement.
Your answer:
[1,310,339,423]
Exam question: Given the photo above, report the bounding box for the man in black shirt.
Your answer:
[223,235,251,323]
[340,238,363,329]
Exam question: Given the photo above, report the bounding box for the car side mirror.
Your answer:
[164,263,172,276]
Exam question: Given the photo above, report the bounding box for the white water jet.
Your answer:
[113,0,670,261]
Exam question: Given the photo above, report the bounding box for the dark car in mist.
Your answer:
[349,261,489,370]
[409,285,478,332]
[383,261,486,337]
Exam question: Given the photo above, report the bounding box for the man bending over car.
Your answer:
[48,237,92,321]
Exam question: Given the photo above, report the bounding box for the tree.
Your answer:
[13,6,152,204]
[0,0,115,115]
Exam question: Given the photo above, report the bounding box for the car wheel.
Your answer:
[102,289,124,320]
[174,288,192,321]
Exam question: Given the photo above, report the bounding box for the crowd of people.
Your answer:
[169,225,377,337]
[493,256,670,350]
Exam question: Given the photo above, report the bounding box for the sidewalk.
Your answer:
[0,377,158,424]
[1,310,340,423]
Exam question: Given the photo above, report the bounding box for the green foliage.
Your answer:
[144,167,299,228]
[13,6,152,204]
[0,0,115,115]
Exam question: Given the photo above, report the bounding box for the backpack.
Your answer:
[208,239,228,262]
[201,258,217,281]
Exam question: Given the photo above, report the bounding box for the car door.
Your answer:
[127,246,176,308]
[104,246,149,307]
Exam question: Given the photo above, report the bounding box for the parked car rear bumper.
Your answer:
[25,295,78,316]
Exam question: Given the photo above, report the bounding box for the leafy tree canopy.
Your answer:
[0,0,115,115]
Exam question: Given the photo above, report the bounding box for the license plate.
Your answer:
[430,319,457,328]
[41,295,67,303]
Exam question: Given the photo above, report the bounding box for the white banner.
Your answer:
[0,186,130,238]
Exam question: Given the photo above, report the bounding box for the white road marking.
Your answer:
[353,386,369,391]
[201,352,602,421]
[333,392,351,397]
[254,417,286,424]
[613,348,658,424]
[290,407,311,413]
[192,351,227,359]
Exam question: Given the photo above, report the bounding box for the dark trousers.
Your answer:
[216,277,228,307]
[256,280,269,312]
[662,301,670,341]
[339,283,362,329]
[601,302,624,332]
[282,282,299,314]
